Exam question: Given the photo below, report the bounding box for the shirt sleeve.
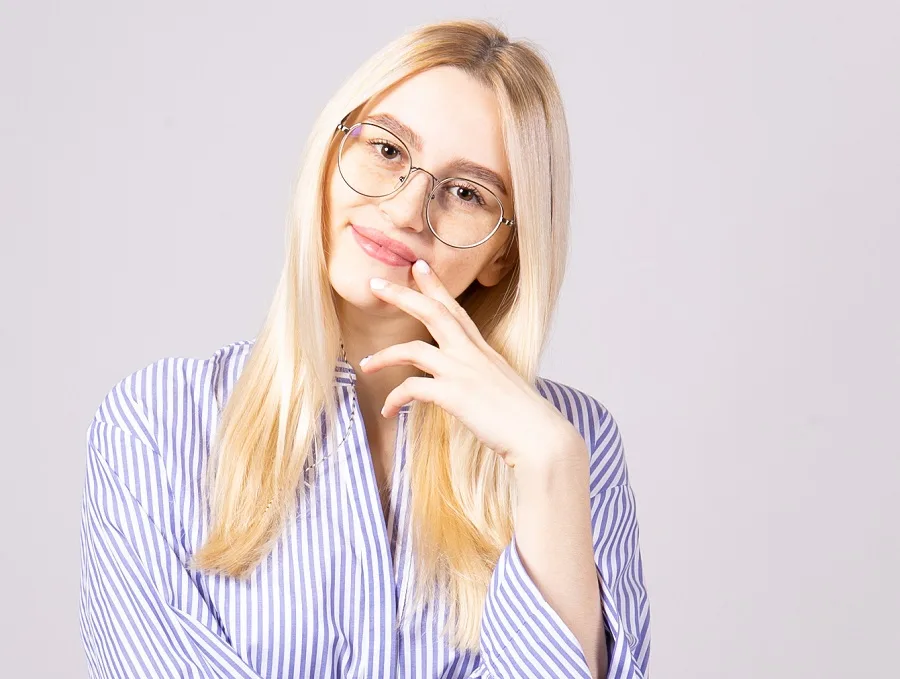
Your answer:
[79,418,265,679]
[475,414,651,678]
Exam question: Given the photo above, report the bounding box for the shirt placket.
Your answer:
[337,380,400,679]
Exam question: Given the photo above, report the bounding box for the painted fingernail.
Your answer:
[414,259,430,274]
[359,355,372,366]
[370,277,387,289]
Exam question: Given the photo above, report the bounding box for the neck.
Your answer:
[337,299,432,425]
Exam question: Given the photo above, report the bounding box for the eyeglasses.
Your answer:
[334,118,516,249]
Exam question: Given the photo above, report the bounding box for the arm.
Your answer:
[79,418,265,679]
[474,411,651,678]
[511,448,606,678]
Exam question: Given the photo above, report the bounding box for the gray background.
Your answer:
[2,1,897,677]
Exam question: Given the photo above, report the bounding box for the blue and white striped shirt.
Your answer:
[79,338,651,678]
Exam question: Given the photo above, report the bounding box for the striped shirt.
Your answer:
[79,338,651,678]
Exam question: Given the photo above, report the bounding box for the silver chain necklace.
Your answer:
[298,401,358,489]
[265,343,358,513]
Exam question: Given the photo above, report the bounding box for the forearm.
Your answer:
[513,437,607,679]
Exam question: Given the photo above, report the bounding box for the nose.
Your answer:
[377,167,434,233]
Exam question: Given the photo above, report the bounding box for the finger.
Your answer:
[380,375,440,418]
[369,275,464,346]
[409,259,491,350]
[359,340,449,377]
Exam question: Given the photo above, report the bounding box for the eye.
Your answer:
[449,184,486,206]
[368,139,403,161]
[379,143,400,159]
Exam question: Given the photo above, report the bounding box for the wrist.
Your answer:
[511,428,589,485]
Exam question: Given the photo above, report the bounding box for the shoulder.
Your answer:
[534,375,631,495]
[85,337,257,480]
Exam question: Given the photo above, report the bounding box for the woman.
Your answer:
[79,19,651,679]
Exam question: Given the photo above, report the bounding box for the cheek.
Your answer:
[324,173,355,257]
[325,171,342,218]
[429,255,485,298]
[326,169,367,225]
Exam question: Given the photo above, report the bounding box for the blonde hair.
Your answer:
[190,18,571,652]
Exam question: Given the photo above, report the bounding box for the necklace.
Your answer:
[302,386,358,487]
[265,342,358,514]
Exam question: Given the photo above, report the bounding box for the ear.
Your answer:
[475,233,517,287]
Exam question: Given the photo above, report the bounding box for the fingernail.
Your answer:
[359,355,372,366]
[370,278,387,289]
[414,259,429,274]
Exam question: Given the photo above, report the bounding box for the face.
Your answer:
[324,66,516,323]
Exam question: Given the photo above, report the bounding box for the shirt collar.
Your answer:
[333,348,356,387]
[334,341,411,414]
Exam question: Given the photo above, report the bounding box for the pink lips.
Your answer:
[351,224,419,267]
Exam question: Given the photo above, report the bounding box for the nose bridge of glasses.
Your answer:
[374,165,430,227]
[399,166,437,195]
[391,166,438,216]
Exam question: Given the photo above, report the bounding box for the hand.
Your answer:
[359,259,586,472]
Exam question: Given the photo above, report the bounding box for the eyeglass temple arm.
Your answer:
[336,114,354,134]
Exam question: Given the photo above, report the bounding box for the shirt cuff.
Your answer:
[478,534,594,678]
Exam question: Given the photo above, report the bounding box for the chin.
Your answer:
[328,264,382,309]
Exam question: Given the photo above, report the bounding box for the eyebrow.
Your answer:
[366,113,424,152]
[364,112,510,197]
[445,158,509,197]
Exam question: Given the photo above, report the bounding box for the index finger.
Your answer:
[409,259,493,349]
[369,276,462,346]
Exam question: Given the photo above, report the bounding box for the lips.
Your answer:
[350,224,418,263]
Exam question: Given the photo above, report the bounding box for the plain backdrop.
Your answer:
[2,1,898,677]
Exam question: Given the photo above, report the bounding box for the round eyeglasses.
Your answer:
[335,119,516,249]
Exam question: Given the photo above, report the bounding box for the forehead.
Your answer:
[359,66,509,180]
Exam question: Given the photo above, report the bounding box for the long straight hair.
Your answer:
[190,18,571,652]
